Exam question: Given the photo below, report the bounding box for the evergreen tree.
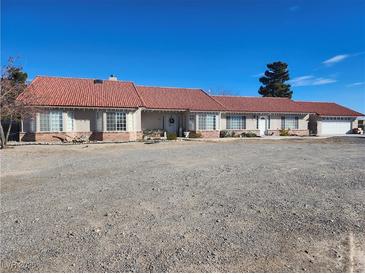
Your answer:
[258,61,292,98]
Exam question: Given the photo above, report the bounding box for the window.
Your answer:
[281,116,299,129]
[198,114,216,130]
[67,112,74,131]
[188,114,196,130]
[39,111,63,132]
[40,113,50,131]
[227,115,246,130]
[96,112,103,131]
[106,112,126,131]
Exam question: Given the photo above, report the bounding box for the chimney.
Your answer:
[94,79,103,84]
[109,74,117,81]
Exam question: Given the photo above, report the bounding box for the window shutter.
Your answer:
[268,116,271,129]
[256,116,259,129]
[243,116,246,129]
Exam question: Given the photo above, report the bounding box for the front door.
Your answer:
[165,114,178,133]
[259,117,266,136]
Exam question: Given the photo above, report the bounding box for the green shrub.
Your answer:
[241,132,258,137]
[279,129,290,136]
[189,132,202,138]
[167,132,177,140]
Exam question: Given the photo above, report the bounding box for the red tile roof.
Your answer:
[296,101,364,116]
[213,96,310,113]
[18,76,364,116]
[136,85,226,111]
[18,76,143,108]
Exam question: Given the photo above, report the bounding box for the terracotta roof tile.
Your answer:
[18,76,364,116]
[213,96,309,113]
[18,76,143,108]
[296,101,364,116]
[136,85,226,111]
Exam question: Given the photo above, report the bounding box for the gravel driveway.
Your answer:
[1,137,365,272]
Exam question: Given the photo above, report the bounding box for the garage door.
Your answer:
[321,118,352,135]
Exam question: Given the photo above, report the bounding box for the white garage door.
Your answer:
[321,118,352,135]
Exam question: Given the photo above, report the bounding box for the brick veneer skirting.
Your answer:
[19,131,143,142]
[19,132,95,142]
[196,130,220,138]
[95,131,142,142]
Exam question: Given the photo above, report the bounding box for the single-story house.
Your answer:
[17,76,364,142]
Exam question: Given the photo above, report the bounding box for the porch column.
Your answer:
[217,112,221,130]
[195,113,199,131]
[35,112,40,132]
[126,112,133,132]
[62,112,68,132]
[102,112,107,132]
[20,118,24,132]
[134,108,142,132]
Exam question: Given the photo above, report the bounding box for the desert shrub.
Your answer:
[220,130,227,138]
[220,130,238,138]
[189,132,202,138]
[143,129,163,139]
[167,132,177,140]
[220,130,230,138]
[279,129,290,136]
[241,132,258,137]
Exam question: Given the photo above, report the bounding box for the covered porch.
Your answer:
[141,110,221,138]
[141,109,187,137]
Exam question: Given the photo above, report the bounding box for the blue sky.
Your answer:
[2,0,365,113]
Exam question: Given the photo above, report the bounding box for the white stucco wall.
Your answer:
[141,111,165,130]
[133,108,142,132]
[73,110,93,132]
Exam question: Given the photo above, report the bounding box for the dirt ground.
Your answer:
[1,137,365,272]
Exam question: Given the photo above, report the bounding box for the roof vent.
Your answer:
[94,79,103,84]
[108,74,117,81]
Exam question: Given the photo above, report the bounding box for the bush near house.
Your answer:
[167,132,177,140]
[220,130,237,138]
[279,129,300,136]
[241,132,258,137]
[189,132,202,138]
[279,129,290,136]
[143,129,164,139]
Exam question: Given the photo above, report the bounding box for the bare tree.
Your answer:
[0,58,35,148]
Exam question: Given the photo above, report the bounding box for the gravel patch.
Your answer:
[1,137,365,272]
